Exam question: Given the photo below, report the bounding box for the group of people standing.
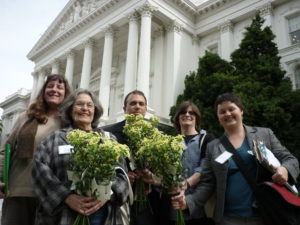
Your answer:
[0,73,299,225]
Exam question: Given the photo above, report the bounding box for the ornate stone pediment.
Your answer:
[27,0,120,61]
[56,0,103,36]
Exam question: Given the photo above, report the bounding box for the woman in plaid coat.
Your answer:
[32,89,131,225]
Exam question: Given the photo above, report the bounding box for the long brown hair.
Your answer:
[27,74,71,124]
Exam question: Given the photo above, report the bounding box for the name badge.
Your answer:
[58,145,73,155]
[215,151,233,164]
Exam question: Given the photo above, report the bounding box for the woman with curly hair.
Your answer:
[0,74,71,225]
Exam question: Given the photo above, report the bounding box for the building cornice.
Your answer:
[167,0,197,15]
[279,43,300,57]
[0,89,31,108]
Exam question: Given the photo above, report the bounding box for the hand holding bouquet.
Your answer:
[66,129,130,225]
[123,114,160,169]
[123,115,186,224]
[123,114,160,214]
[137,131,186,225]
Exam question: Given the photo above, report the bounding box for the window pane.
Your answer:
[288,15,300,32]
[288,14,300,44]
[290,30,300,44]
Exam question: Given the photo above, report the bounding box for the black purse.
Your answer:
[220,135,300,225]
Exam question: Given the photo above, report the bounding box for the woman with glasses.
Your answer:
[32,88,130,225]
[169,101,215,225]
[137,101,215,225]
[0,74,71,225]
[171,93,299,225]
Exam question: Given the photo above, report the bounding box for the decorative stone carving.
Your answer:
[57,0,104,35]
[166,20,183,33]
[73,1,82,22]
[83,37,95,48]
[138,2,157,18]
[219,20,233,33]
[66,49,76,58]
[153,27,165,38]
[51,58,60,67]
[103,25,115,37]
[128,11,140,24]
[258,2,273,17]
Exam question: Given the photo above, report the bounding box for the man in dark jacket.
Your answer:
[104,90,167,225]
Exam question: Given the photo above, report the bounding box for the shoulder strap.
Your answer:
[199,133,207,159]
[115,166,134,205]
[219,135,258,192]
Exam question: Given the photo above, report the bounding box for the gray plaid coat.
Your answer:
[32,127,130,225]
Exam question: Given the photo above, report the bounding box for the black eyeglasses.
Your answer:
[180,110,196,116]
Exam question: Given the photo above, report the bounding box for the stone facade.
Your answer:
[0,89,30,149]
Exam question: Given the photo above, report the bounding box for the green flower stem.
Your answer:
[73,214,91,225]
[176,210,185,225]
[134,178,152,215]
[73,215,80,225]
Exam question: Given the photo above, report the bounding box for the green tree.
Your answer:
[170,51,236,134]
[171,14,300,160]
[230,14,300,159]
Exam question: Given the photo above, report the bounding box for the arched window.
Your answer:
[295,66,300,89]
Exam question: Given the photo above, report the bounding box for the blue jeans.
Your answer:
[89,204,108,225]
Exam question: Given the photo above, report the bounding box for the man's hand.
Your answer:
[271,165,288,185]
[128,171,138,185]
[139,169,161,186]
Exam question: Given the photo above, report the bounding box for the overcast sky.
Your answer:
[0,0,69,116]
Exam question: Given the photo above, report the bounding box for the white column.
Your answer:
[35,69,47,98]
[109,75,117,119]
[124,12,139,96]
[137,3,156,100]
[192,34,201,61]
[51,59,60,74]
[80,38,94,89]
[219,20,233,61]
[163,20,182,117]
[259,2,273,28]
[152,27,164,114]
[30,71,39,102]
[99,26,114,119]
[65,49,75,87]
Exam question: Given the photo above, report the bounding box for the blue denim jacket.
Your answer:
[182,131,206,179]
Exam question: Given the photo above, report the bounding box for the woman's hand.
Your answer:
[64,194,108,216]
[83,199,108,216]
[271,165,288,185]
[171,189,188,210]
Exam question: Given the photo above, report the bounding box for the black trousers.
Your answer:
[1,197,37,225]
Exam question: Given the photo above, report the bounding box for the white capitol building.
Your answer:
[0,0,300,146]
